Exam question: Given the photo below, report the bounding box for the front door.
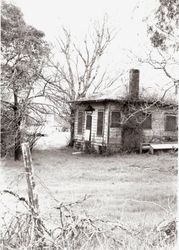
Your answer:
[85,113,92,142]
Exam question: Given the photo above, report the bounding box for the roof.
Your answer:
[73,89,177,107]
[76,90,124,103]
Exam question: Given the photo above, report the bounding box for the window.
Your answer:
[97,111,104,136]
[77,111,83,134]
[111,111,121,128]
[165,115,177,131]
[142,113,152,129]
[86,114,92,130]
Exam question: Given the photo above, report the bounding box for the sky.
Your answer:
[9,0,174,96]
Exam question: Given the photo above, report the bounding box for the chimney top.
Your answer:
[130,69,139,73]
[129,69,139,99]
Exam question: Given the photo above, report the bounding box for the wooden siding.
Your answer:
[142,109,178,142]
[74,102,178,147]
[90,104,109,144]
[74,104,109,145]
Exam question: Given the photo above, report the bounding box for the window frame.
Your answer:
[110,110,121,128]
[97,110,104,136]
[164,114,177,132]
[142,112,152,130]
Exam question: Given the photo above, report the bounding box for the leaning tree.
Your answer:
[1,1,50,160]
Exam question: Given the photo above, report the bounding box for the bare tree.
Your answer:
[46,19,118,146]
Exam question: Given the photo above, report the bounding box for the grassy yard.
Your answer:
[0,148,177,249]
[0,149,177,250]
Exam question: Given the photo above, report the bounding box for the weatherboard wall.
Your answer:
[74,102,178,150]
[142,109,178,142]
[74,103,123,146]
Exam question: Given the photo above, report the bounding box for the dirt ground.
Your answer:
[0,148,177,230]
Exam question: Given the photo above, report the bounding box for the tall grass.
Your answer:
[0,191,176,250]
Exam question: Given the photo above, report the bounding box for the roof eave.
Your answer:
[70,98,177,108]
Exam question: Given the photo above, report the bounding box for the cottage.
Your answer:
[73,69,178,153]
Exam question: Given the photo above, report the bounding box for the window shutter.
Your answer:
[97,111,104,136]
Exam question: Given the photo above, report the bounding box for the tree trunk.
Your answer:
[14,91,21,161]
[14,119,21,161]
[68,107,75,147]
[0,128,6,157]
[68,121,75,147]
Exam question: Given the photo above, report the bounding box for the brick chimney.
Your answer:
[129,69,139,99]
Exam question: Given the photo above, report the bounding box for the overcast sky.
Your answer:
[9,0,173,95]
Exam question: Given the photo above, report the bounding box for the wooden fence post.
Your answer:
[21,142,39,213]
[21,142,44,245]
